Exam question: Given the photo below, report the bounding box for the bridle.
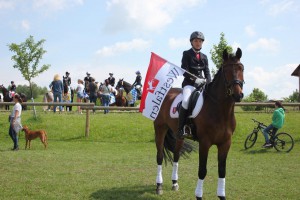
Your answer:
[222,62,245,97]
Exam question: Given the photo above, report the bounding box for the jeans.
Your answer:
[263,124,278,143]
[102,94,110,114]
[9,124,18,149]
[53,92,62,112]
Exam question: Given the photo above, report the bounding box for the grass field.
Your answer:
[0,107,299,200]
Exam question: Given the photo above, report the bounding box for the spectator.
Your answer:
[89,77,98,113]
[76,79,84,114]
[101,79,112,114]
[262,101,285,148]
[63,71,71,86]
[49,74,64,113]
[62,85,71,111]
[84,72,92,93]
[8,93,23,151]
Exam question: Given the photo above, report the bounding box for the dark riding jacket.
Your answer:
[181,48,211,87]
[133,75,142,86]
[63,76,71,86]
[108,77,115,87]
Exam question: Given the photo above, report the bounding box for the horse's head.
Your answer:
[116,78,124,89]
[222,48,244,102]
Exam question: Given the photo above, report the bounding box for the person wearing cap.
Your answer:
[84,72,92,93]
[177,31,211,139]
[108,73,115,87]
[63,71,71,86]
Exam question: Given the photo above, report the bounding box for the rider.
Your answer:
[9,81,17,98]
[132,70,142,96]
[63,71,71,86]
[262,101,285,148]
[108,73,115,87]
[177,31,211,139]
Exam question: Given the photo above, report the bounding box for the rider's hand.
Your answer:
[194,78,206,87]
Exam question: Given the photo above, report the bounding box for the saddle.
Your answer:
[170,88,205,139]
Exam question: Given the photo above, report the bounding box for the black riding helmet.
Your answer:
[190,31,205,42]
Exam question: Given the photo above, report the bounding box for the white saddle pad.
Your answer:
[170,91,204,118]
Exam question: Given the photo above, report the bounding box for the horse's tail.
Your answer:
[163,128,198,165]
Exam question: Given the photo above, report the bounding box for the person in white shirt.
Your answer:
[9,93,23,151]
[76,79,85,114]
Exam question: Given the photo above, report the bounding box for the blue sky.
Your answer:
[0,0,299,99]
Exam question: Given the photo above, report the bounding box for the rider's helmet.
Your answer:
[135,70,141,75]
[109,72,113,76]
[66,71,70,75]
[11,81,14,84]
[190,31,205,42]
[86,72,90,76]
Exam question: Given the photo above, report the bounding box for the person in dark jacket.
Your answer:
[178,31,211,139]
[132,70,142,97]
[108,73,115,87]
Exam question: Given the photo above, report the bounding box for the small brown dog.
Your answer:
[22,125,48,149]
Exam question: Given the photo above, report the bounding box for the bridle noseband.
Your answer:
[222,63,245,97]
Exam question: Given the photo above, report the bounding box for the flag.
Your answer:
[140,52,185,120]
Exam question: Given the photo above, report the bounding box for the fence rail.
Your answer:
[1,102,299,137]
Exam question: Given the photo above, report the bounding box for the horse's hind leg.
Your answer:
[154,123,168,195]
[216,141,231,200]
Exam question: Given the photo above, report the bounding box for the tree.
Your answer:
[8,35,50,117]
[241,88,268,111]
[283,89,299,102]
[210,32,233,75]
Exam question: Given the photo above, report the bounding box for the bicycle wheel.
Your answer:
[273,132,294,152]
[244,131,258,149]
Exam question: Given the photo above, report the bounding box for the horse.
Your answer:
[0,84,13,110]
[116,79,132,94]
[0,85,28,110]
[115,88,127,107]
[42,91,54,111]
[153,48,244,199]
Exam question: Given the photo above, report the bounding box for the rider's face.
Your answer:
[191,38,203,50]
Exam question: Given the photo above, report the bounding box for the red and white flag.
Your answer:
[140,52,185,120]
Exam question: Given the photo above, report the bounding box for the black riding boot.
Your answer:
[177,107,188,139]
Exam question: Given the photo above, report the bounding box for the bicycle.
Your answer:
[244,119,294,152]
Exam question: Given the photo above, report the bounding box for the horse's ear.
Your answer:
[223,48,229,61]
[236,48,242,59]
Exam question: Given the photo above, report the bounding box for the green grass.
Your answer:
[0,110,299,200]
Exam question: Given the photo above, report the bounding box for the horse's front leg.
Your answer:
[171,139,184,191]
[216,140,231,200]
[154,125,167,195]
[195,143,210,200]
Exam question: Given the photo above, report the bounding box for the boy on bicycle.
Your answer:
[262,101,285,148]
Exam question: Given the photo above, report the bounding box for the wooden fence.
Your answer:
[0,102,299,137]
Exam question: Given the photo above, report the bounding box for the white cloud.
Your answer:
[32,0,84,11]
[168,37,188,49]
[245,64,298,99]
[21,20,30,31]
[96,38,151,57]
[246,38,280,53]
[104,0,206,33]
[245,25,256,37]
[266,0,298,16]
[0,0,15,10]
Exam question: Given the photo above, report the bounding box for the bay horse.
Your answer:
[0,85,27,110]
[116,79,132,94]
[154,48,244,199]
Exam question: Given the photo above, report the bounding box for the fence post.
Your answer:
[85,109,90,137]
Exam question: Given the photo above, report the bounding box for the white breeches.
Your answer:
[182,85,196,109]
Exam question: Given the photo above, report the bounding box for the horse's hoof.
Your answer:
[156,184,163,195]
[218,196,226,200]
[172,183,179,191]
[196,197,202,200]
